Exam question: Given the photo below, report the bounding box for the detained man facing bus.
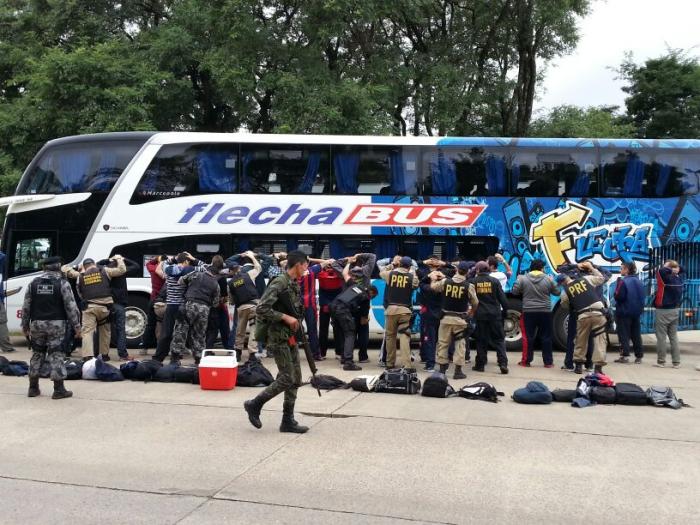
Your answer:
[472,261,509,374]
[654,259,685,368]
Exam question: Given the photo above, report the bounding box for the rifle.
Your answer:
[297,320,322,397]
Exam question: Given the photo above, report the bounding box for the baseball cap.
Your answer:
[82,258,95,266]
[555,273,569,284]
[41,256,62,266]
[399,256,413,268]
[457,261,471,272]
[474,261,490,273]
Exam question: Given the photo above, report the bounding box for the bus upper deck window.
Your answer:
[240,145,329,194]
[333,146,418,195]
[601,150,647,197]
[511,150,595,197]
[421,147,507,196]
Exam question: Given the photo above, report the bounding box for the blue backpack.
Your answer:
[512,381,553,404]
[1,360,29,376]
[95,356,124,381]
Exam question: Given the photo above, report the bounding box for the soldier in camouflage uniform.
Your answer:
[170,256,223,364]
[244,250,310,434]
[22,257,81,399]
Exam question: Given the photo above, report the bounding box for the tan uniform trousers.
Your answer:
[81,303,111,358]
[385,310,412,368]
[575,313,607,366]
[436,316,468,367]
[235,304,258,358]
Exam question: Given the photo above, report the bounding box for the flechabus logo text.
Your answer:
[177,202,487,227]
[345,204,486,226]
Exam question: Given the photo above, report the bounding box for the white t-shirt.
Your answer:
[490,271,508,290]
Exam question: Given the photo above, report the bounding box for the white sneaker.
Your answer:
[654,363,665,368]
[672,364,680,369]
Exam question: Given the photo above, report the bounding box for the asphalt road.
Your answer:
[1,337,699,525]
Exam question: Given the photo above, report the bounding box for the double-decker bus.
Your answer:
[2,132,699,350]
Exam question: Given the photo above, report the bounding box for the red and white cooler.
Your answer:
[199,350,238,390]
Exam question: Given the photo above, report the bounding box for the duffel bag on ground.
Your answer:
[349,375,380,392]
[310,374,346,390]
[236,359,274,387]
[1,359,29,376]
[512,381,552,404]
[65,358,84,380]
[376,368,421,395]
[614,383,647,406]
[457,382,503,403]
[552,389,577,402]
[132,359,162,382]
[154,363,179,383]
[174,366,199,384]
[95,356,124,381]
[589,385,616,404]
[421,372,455,398]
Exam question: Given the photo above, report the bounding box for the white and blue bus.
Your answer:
[2,132,699,350]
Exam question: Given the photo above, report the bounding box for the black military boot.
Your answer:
[28,377,41,397]
[594,364,604,374]
[280,411,309,434]
[52,380,73,400]
[453,365,466,380]
[439,363,449,374]
[243,391,273,429]
[499,365,509,375]
[574,362,583,375]
[472,364,485,372]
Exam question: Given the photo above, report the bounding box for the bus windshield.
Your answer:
[16,140,146,195]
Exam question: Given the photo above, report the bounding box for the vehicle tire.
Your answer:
[552,306,569,352]
[504,297,523,352]
[126,294,150,348]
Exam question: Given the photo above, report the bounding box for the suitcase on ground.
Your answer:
[552,389,577,402]
[589,386,616,404]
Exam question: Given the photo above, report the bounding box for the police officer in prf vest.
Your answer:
[472,261,509,374]
[379,256,418,369]
[557,261,608,375]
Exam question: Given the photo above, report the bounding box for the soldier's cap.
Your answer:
[226,261,240,270]
[475,261,490,273]
[399,256,413,268]
[82,258,95,266]
[555,273,569,284]
[41,256,62,266]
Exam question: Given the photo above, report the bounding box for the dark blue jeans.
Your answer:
[206,304,232,349]
[522,311,553,365]
[304,306,320,358]
[420,314,438,368]
[616,314,643,358]
[355,316,369,362]
[565,313,594,368]
[111,303,128,358]
[154,304,179,362]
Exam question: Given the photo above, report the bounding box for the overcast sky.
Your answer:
[535,0,700,114]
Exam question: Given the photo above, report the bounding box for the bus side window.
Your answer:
[421,147,507,196]
[601,150,647,197]
[333,146,418,195]
[643,152,700,197]
[241,145,329,194]
[511,149,594,197]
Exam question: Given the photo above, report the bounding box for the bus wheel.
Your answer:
[552,307,569,351]
[504,298,522,352]
[126,294,150,348]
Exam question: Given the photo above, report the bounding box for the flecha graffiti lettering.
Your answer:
[530,202,590,268]
[575,223,653,263]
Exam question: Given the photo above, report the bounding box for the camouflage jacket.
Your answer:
[21,270,81,332]
[256,272,302,340]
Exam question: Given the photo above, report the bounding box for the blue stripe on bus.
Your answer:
[436,137,700,149]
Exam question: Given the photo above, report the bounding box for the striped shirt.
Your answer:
[298,264,321,310]
[164,260,205,305]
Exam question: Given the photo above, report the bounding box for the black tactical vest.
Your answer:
[441,278,469,313]
[228,272,259,306]
[29,276,67,321]
[473,274,502,319]
[565,277,600,313]
[384,270,413,307]
[78,267,112,302]
[185,272,219,305]
[334,284,367,309]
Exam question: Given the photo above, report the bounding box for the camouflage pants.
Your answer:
[170,302,210,360]
[29,320,67,381]
[262,343,302,413]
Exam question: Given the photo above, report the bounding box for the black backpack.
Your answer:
[132,360,163,382]
[614,383,647,406]
[457,382,504,403]
[64,358,84,380]
[0,355,8,373]
[1,360,29,376]
[174,366,200,384]
[552,389,577,402]
[589,386,616,404]
[310,374,347,390]
[154,363,179,383]
[236,360,274,387]
[421,372,455,398]
[375,368,421,395]
[349,375,380,392]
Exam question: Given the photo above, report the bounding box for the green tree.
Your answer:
[529,105,634,138]
[619,50,700,139]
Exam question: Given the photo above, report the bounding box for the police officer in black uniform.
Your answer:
[472,261,509,374]
[228,258,261,361]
